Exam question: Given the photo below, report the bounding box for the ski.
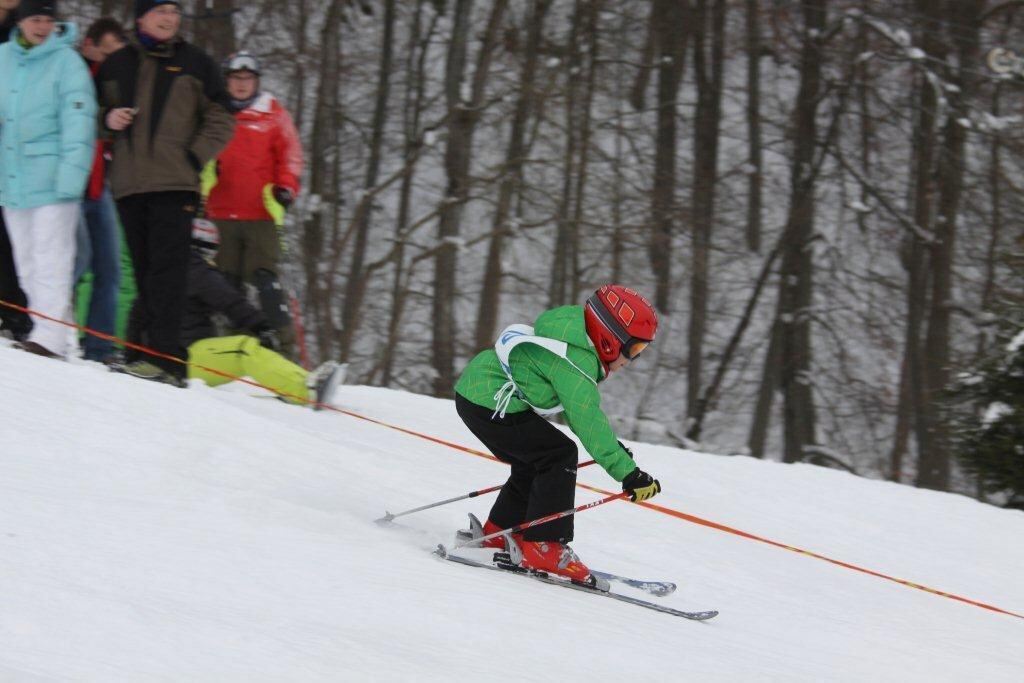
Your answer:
[453,514,675,597]
[434,545,717,621]
[588,570,676,598]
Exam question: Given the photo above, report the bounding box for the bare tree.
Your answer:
[475,0,552,350]
[916,0,984,491]
[777,0,826,464]
[549,0,600,305]
[744,0,763,253]
[648,0,690,312]
[686,0,726,418]
[432,0,508,397]
[190,0,236,59]
[301,0,346,361]
[338,0,397,362]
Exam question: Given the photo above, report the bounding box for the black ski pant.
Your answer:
[0,209,31,338]
[117,191,196,379]
[455,393,579,543]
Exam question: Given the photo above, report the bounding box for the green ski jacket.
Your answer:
[454,305,636,482]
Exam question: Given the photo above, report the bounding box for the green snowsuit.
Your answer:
[454,305,636,482]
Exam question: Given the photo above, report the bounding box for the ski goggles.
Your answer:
[623,339,650,361]
[224,53,260,75]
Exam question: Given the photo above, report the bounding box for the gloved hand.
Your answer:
[200,160,219,198]
[272,185,294,209]
[255,326,281,352]
[621,467,661,502]
[263,184,290,227]
[618,440,634,460]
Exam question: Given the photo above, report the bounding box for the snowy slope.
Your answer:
[1,342,1022,682]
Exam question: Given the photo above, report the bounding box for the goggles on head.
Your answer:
[224,52,260,75]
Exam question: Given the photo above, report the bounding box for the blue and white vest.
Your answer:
[491,324,596,419]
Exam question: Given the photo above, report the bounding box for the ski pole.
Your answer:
[375,459,598,524]
[446,491,630,553]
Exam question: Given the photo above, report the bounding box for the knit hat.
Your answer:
[17,0,58,20]
[134,0,180,18]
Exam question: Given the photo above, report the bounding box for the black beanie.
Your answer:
[17,0,58,20]
[135,0,180,19]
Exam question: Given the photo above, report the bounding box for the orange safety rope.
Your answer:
[4,298,1023,621]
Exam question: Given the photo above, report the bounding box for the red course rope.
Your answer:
[4,299,1022,621]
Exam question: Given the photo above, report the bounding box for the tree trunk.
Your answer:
[649,0,690,312]
[474,0,550,350]
[190,0,236,58]
[748,318,781,458]
[916,0,983,491]
[896,0,943,483]
[381,1,439,387]
[686,0,726,418]
[744,0,763,253]
[778,0,825,464]
[567,0,600,303]
[548,2,584,307]
[338,0,396,362]
[302,0,345,362]
[432,0,508,397]
[689,245,779,441]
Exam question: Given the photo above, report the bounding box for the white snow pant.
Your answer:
[2,202,80,356]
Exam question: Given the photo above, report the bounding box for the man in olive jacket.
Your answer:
[97,0,234,385]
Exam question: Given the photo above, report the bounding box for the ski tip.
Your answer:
[692,610,719,621]
[374,512,396,525]
[434,544,449,558]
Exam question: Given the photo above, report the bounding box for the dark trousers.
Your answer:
[214,219,295,358]
[0,210,31,338]
[117,191,196,378]
[455,394,579,542]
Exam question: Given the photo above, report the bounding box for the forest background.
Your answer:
[63,0,1024,502]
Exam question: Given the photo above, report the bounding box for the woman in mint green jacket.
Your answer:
[454,285,661,585]
[0,3,96,357]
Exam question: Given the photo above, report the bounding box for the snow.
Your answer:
[2,344,1023,681]
[1008,329,1024,353]
[983,402,1013,426]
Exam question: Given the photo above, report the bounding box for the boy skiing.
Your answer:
[454,285,661,585]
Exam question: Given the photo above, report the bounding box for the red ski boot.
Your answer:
[480,519,508,549]
[457,513,512,549]
[515,539,593,583]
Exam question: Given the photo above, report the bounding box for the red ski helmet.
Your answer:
[584,285,658,368]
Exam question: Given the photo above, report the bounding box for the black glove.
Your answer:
[621,467,661,503]
[618,440,634,460]
[272,185,294,209]
[255,326,281,352]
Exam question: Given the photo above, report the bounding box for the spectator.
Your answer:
[0,0,96,358]
[203,50,303,358]
[0,0,32,341]
[74,16,125,363]
[97,0,234,386]
[0,0,18,41]
[181,219,345,407]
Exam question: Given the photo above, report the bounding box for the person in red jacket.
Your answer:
[202,50,303,358]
